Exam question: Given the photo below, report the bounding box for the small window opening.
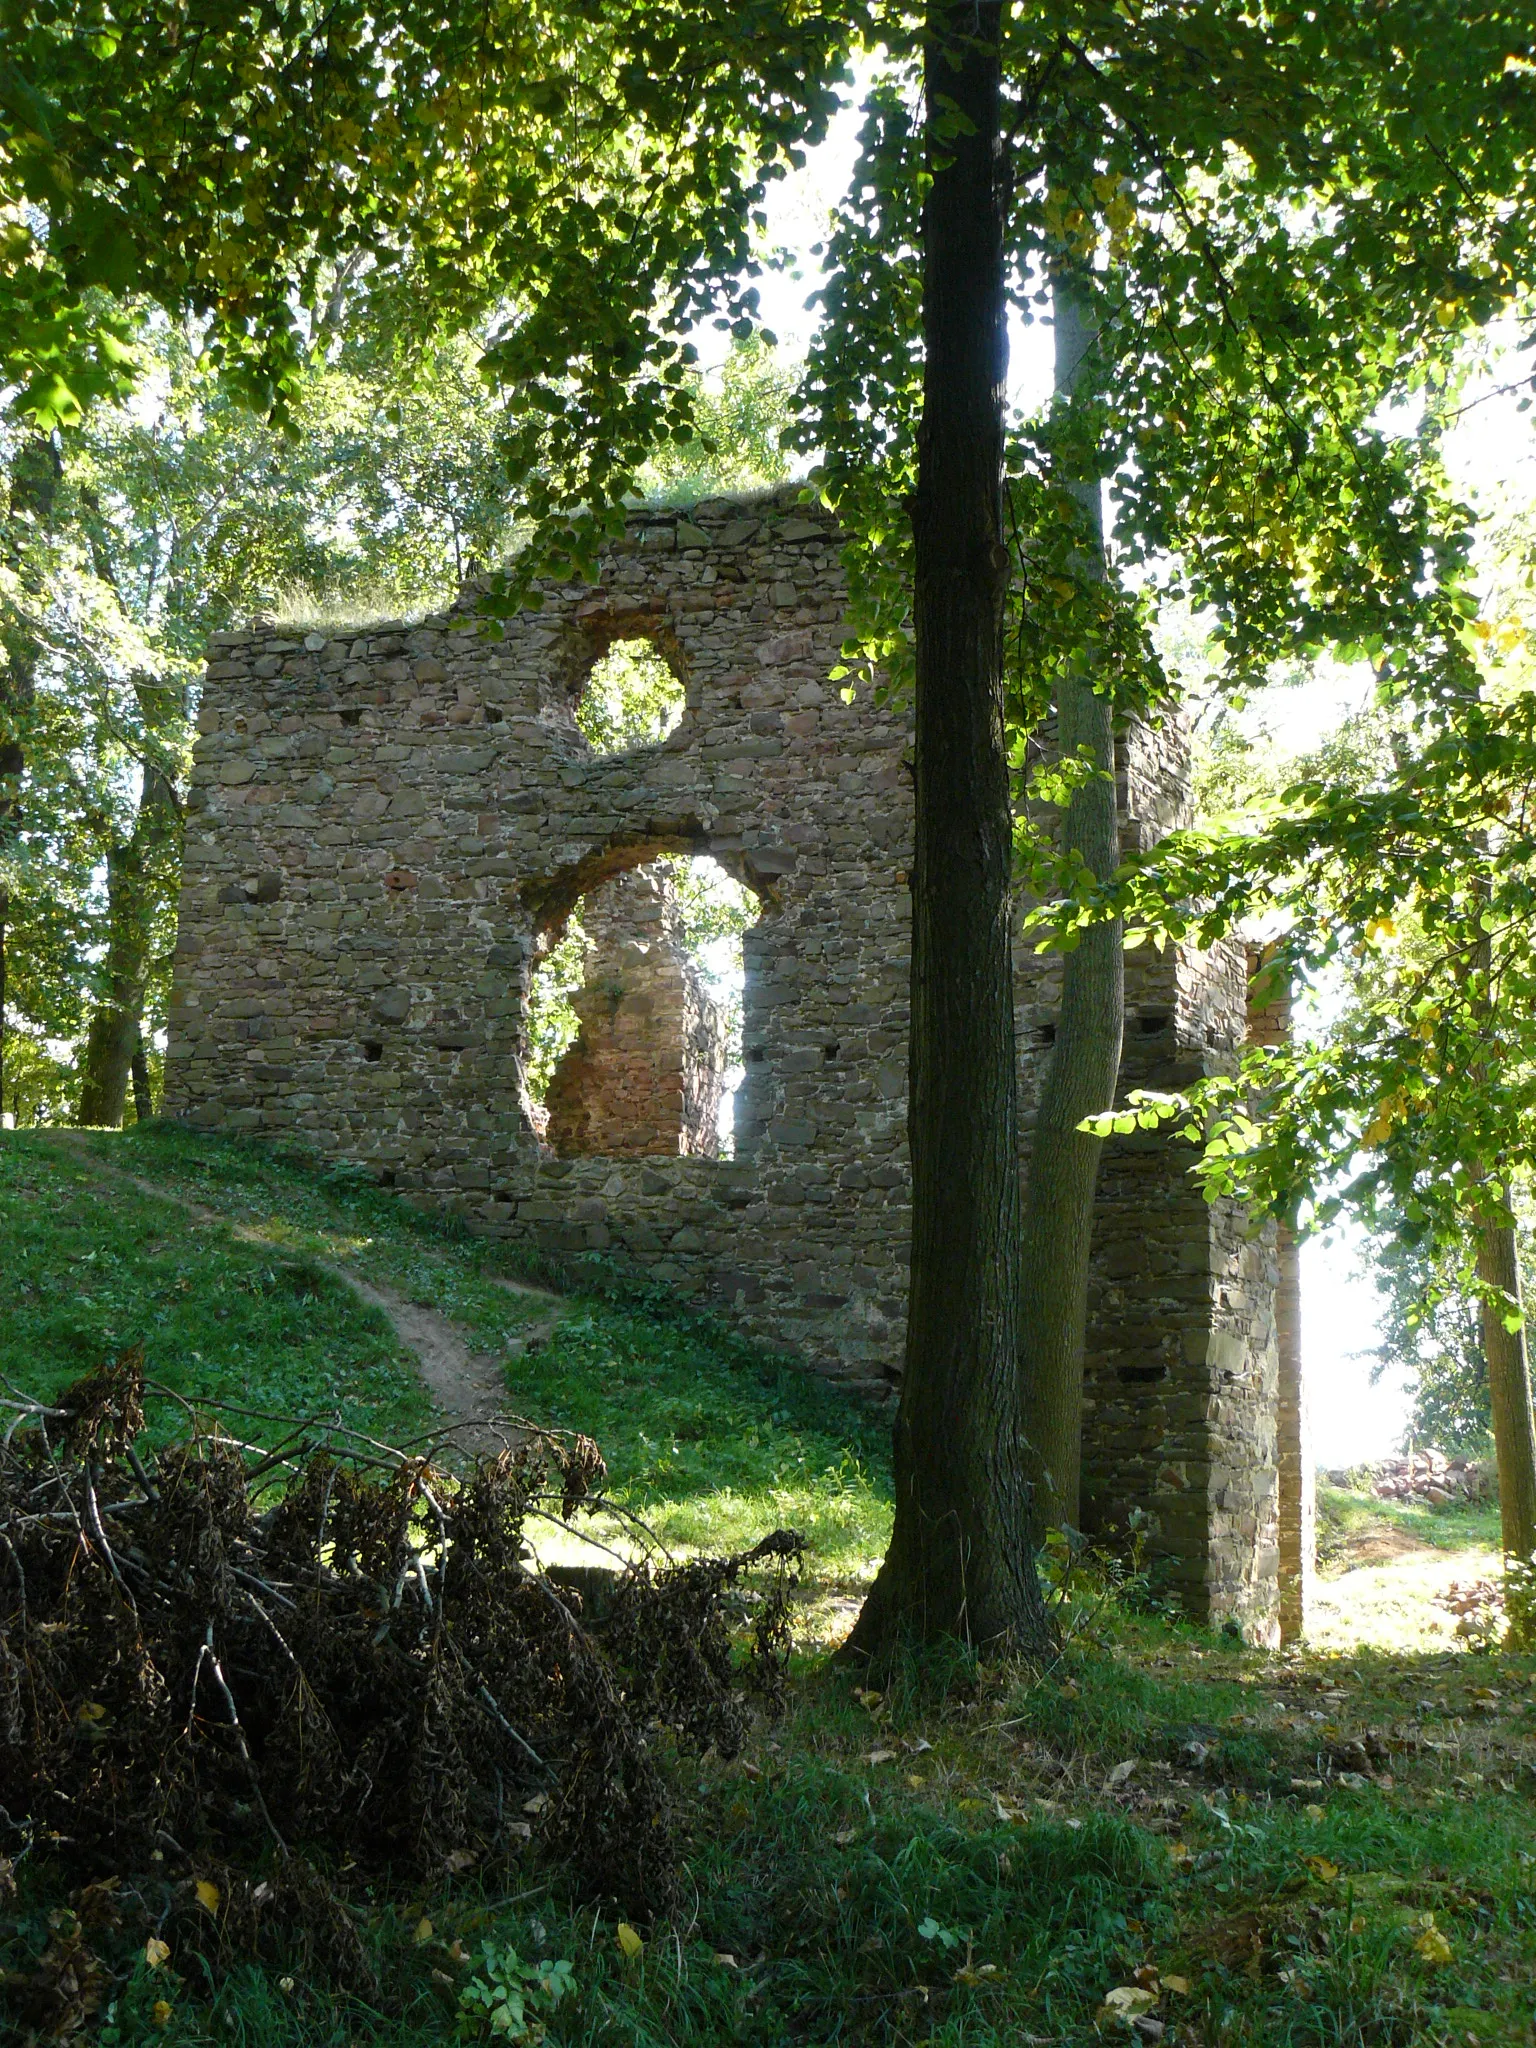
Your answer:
[339,706,364,727]
[1117,1364,1168,1385]
[1035,1022,1057,1047]
[378,1168,396,1186]
[363,1041,383,1062]
[525,855,758,1158]
[1138,1011,1171,1035]
[577,638,685,753]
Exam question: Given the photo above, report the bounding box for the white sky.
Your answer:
[729,97,1536,1464]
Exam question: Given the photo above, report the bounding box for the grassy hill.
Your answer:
[4,1127,1536,2048]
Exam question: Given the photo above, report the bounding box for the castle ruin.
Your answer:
[165,488,1308,1642]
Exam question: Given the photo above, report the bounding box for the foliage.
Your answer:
[2,2,853,456]
[524,917,589,1105]
[801,5,1535,736]
[575,638,685,754]
[1358,1198,1508,1455]
[0,314,549,1107]
[456,1945,574,2042]
[639,334,801,501]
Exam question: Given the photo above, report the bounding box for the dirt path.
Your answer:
[50,1135,565,1440]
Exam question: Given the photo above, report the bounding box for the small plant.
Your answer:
[456,1943,575,2041]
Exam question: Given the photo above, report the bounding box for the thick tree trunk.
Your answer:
[845,3,1051,1663]
[1475,1216,1536,1645]
[1016,271,1125,1529]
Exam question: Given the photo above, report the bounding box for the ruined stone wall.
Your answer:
[544,868,726,1159]
[166,486,1283,1635]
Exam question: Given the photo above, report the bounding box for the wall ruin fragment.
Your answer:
[165,486,1295,1639]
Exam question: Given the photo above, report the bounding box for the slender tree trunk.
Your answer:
[77,686,181,1126]
[845,2,1051,1663]
[0,434,61,1125]
[1016,270,1125,1529]
[1475,1215,1536,1645]
[78,838,154,1126]
[131,1029,154,1124]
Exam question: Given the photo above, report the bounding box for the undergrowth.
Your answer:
[5,1128,1535,2046]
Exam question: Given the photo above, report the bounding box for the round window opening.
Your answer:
[577,637,685,753]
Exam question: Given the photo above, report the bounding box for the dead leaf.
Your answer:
[713,1951,738,1968]
[1106,1760,1138,1792]
[413,1916,434,1944]
[1304,1857,1340,1883]
[617,1922,645,1962]
[1097,1984,1158,2024]
[522,1793,549,1815]
[903,1737,933,1755]
[1162,1973,1190,1995]
[863,1748,897,1766]
[144,1937,170,1970]
[152,2001,174,2029]
[194,1878,221,1913]
[1413,1919,1452,1965]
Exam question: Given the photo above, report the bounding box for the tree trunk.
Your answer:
[845,2,1051,1663]
[131,1029,154,1124]
[0,434,62,1123]
[77,839,153,1126]
[1475,1216,1536,1646]
[1016,271,1125,1529]
[77,687,181,1127]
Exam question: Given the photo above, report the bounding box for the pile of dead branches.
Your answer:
[0,1352,801,1993]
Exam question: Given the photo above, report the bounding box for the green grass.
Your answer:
[6,1127,1536,2048]
[0,1131,430,1443]
[1,1124,893,1571]
[1317,1479,1503,1569]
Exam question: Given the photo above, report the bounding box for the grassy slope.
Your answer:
[4,1128,1536,2048]
[1,1124,893,1569]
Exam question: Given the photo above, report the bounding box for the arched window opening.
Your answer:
[525,855,757,1158]
[577,637,685,753]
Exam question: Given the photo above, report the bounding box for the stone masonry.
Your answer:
[543,866,727,1159]
[165,485,1299,1639]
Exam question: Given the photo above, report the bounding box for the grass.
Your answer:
[1317,1480,1503,1570]
[2,1123,893,1572]
[5,1127,1536,2047]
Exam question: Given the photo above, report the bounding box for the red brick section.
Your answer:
[544,867,725,1160]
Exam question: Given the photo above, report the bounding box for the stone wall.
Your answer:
[165,486,1287,1637]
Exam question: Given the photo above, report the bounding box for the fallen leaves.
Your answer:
[616,1922,645,1962]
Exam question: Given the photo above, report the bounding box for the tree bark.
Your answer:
[1016,270,1125,1529]
[131,1029,154,1124]
[845,2,1051,1663]
[77,685,181,1126]
[1475,1215,1536,1645]
[0,434,62,1121]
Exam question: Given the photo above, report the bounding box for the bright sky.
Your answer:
[723,97,1536,1464]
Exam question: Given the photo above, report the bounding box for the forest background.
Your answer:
[6,82,1531,1479]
